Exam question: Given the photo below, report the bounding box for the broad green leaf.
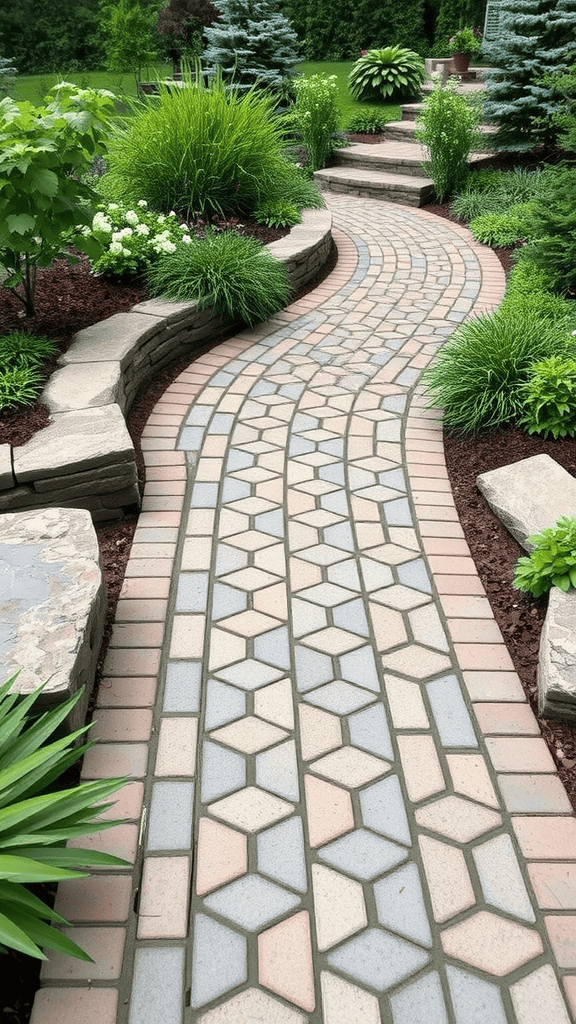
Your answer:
[6,213,35,235]
[27,167,59,197]
[0,908,46,959]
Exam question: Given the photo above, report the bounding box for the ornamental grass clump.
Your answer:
[348,47,426,103]
[146,229,291,325]
[0,332,56,413]
[102,67,303,220]
[416,73,481,201]
[0,677,126,960]
[422,306,576,434]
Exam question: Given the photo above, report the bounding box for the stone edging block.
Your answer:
[0,209,332,520]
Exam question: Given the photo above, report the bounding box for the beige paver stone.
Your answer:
[289,557,323,590]
[225,530,279,552]
[371,584,431,611]
[415,795,502,842]
[181,536,212,570]
[195,818,247,895]
[137,856,190,938]
[511,965,572,1024]
[320,971,381,1024]
[218,609,282,637]
[419,836,476,924]
[312,864,367,951]
[254,678,294,729]
[217,509,250,537]
[259,911,315,1012]
[208,628,246,670]
[299,705,342,761]
[305,775,354,848]
[208,786,294,832]
[197,987,307,1024]
[301,627,365,655]
[187,508,216,535]
[253,582,288,620]
[169,614,205,658]
[446,754,499,808]
[381,644,452,678]
[155,717,197,776]
[369,603,408,651]
[441,910,543,976]
[210,715,288,753]
[385,675,429,729]
[310,746,390,788]
[255,543,287,575]
[398,735,446,803]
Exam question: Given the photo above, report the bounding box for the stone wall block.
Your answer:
[539,588,576,721]
[0,445,14,492]
[42,362,124,415]
[14,406,135,483]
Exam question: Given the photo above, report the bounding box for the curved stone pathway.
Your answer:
[32,197,576,1024]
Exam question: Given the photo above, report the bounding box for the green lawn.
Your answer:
[11,61,401,126]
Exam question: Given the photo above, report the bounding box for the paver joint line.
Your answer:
[31,193,576,1024]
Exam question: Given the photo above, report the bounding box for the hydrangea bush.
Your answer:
[88,200,192,276]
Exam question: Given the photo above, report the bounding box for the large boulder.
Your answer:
[0,507,106,730]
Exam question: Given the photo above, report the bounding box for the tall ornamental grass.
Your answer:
[102,68,297,218]
[416,73,481,201]
[423,307,576,434]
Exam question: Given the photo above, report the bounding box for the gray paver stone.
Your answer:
[539,587,576,720]
[0,507,105,728]
[477,454,576,551]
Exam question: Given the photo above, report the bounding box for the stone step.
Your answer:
[314,165,435,207]
[334,140,493,177]
[385,120,497,149]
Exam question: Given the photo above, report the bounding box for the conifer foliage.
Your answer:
[483,0,576,152]
[203,0,300,90]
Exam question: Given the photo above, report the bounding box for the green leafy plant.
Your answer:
[101,0,159,92]
[514,517,576,597]
[415,72,481,200]
[289,73,341,171]
[0,332,55,368]
[448,27,482,56]
[146,228,291,324]
[522,166,576,294]
[0,677,126,960]
[345,110,389,134]
[254,199,301,228]
[348,47,425,103]
[103,66,299,219]
[88,200,189,276]
[423,306,576,433]
[0,82,114,316]
[519,356,576,439]
[469,202,535,246]
[451,165,560,222]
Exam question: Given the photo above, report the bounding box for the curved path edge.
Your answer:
[30,200,576,1024]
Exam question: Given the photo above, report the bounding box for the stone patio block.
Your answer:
[42,361,124,414]
[13,404,135,483]
[0,507,105,728]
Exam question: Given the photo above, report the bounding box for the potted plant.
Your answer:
[448,27,482,74]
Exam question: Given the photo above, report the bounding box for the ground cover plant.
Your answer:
[0,677,126,961]
[0,333,55,413]
[416,73,481,200]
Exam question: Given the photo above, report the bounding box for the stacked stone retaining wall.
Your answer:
[0,210,332,521]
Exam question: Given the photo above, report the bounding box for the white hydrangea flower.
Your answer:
[93,212,112,234]
[122,246,131,257]
[154,239,177,254]
[119,227,133,238]
[107,203,119,212]
[125,210,139,226]
[137,199,148,208]
[111,231,123,242]
[157,214,166,223]
[168,210,176,217]
[179,223,188,230]
[109,241,124,254]
[135,223,150,236]
[182,234,192,244]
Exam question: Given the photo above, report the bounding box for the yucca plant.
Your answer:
[349,47,426,103]
[0,677,126,961]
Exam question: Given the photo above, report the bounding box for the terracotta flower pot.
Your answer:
[451,51,471,74]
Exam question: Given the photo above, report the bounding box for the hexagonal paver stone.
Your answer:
[0,507,106,729]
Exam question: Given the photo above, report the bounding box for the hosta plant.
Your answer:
[348,47,425,103]
[0,677,126,961]
[514,517,576,597]
[519,356,576,439]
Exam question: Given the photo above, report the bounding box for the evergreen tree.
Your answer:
[483,0,576,152]
[203,0,300,89]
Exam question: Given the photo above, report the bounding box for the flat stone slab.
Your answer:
[42,361,123,414]
[13,404,134,482]
[539,587,576,721]
[477,454,576,551]
[0,507,106,727]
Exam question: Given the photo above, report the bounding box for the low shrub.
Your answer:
[468,203,535,247]
[348,47,425,103]
[415,73,481,201]
[0,677,126,960]
[103,68,292,218]
[254,199,301,228]
[146,228,291,325]
[345,110,389,134]
[519,356,576,439]
[88,200,187,276]
[514,517,576,597]
[289,73,341,171]
[423,306,576,433]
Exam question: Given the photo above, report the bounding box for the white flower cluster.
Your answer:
[89,199,186,276]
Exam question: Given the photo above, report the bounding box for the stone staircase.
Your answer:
[315,71,491,208]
